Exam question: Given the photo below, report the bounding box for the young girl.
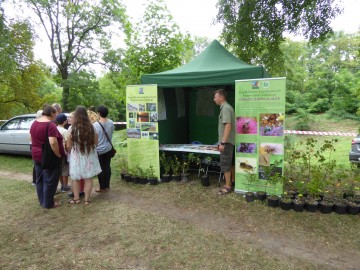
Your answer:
[66,106,101,205]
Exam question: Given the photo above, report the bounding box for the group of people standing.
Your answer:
[30,104,114,209]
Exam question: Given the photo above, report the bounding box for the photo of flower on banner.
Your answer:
[259,143,283,166]
[236,157,257,174]
[259,113,284,136]
[236,142,257,153]
[236,116,258,134]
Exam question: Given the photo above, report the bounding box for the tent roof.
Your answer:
[141,40,270,88]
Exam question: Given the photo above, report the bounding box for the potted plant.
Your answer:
[119,157,128,180]
[171,155,182,181]
[279,192,293,210]
[200,156,212,186]
[147,165,158,185]
[318,188,334,214]
[244,171,257,202]
[291,178,306,212]
[160,151,171,183]
[179,153,199,182]
[136,165,148,185]
[131,166,140,184]
[343,166,360,214]
[266,172,284,207]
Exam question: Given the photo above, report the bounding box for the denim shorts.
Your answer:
[220,143,234,172]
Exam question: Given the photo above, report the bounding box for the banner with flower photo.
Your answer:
[126,85,160,180]
[234,78,286,195]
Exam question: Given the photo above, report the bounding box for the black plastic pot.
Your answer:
[131,176,139,184]
[120,173,125,180]
[305,200,318,213]
[292,200,305,212]
[333,202,347,215]
[256,191,267,201]
[139,177,148,185]
[319,201,333,214]
[201,175,210,187]
[267,196,279,207]
[124,174,131,183]
[149,177,158,185]
[172,175,181,182]
[245,192,255,202]
[279,199,292,210]
[347,202,360,215]
[161,174,171,183]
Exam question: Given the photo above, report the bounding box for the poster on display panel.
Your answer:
[234,78,286,195]
[126,85,160,180]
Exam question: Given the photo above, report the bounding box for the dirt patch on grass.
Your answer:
[2,170,359,269]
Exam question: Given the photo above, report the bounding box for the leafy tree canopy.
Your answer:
[0,9,47,118]
[216,0,342,74]
[18,0,130,111]
[105,0,193,98]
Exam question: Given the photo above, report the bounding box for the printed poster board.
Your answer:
[126,85,160,179]
[235,78,286,195]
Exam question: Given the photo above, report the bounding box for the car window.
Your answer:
[19,117,35,130]
[1,118,21,130]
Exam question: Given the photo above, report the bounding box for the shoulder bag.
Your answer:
[42,122,61,169]
[98,122,116,158]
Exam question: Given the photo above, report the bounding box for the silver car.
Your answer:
[349,135,360,165]
[0,114,36,155]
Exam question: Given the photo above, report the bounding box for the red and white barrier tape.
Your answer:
[284,130,357,136]
[112,123,356,137]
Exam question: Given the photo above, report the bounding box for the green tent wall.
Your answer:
[140,40,270,144]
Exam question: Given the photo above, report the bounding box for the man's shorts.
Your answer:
[220,143,234,172]
[61,157,69,176]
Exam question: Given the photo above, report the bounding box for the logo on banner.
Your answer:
[138,87,144,94]
[252,81,260,89]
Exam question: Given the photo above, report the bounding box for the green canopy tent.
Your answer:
[140,40,270,144]
[141,40,270,87]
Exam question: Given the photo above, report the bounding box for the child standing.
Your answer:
[56,113,71,192]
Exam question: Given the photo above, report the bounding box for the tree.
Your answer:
[215,0,342,74]
[304,32,360,115]
[0,9,46,118]
[105,0,192,96]
[21,0,129,111]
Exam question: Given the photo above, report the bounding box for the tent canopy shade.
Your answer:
[141,40,270,87]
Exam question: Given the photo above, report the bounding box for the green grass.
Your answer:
[1,178,330,269]
[1,115,360,269]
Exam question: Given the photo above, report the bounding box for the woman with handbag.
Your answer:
[93,105,115,192]
[30,105,64,209]
[66,106,101,205]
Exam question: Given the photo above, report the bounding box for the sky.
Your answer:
[4,0,360,66]
[124,0,360,40]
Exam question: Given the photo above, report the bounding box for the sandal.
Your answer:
[217,186,232,195]
[84,201,91,205]
[68,199,81,204]
[95,188,108,192]
[53,202,61,208]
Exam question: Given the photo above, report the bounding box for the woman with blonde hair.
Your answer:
[66,106,101,204]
